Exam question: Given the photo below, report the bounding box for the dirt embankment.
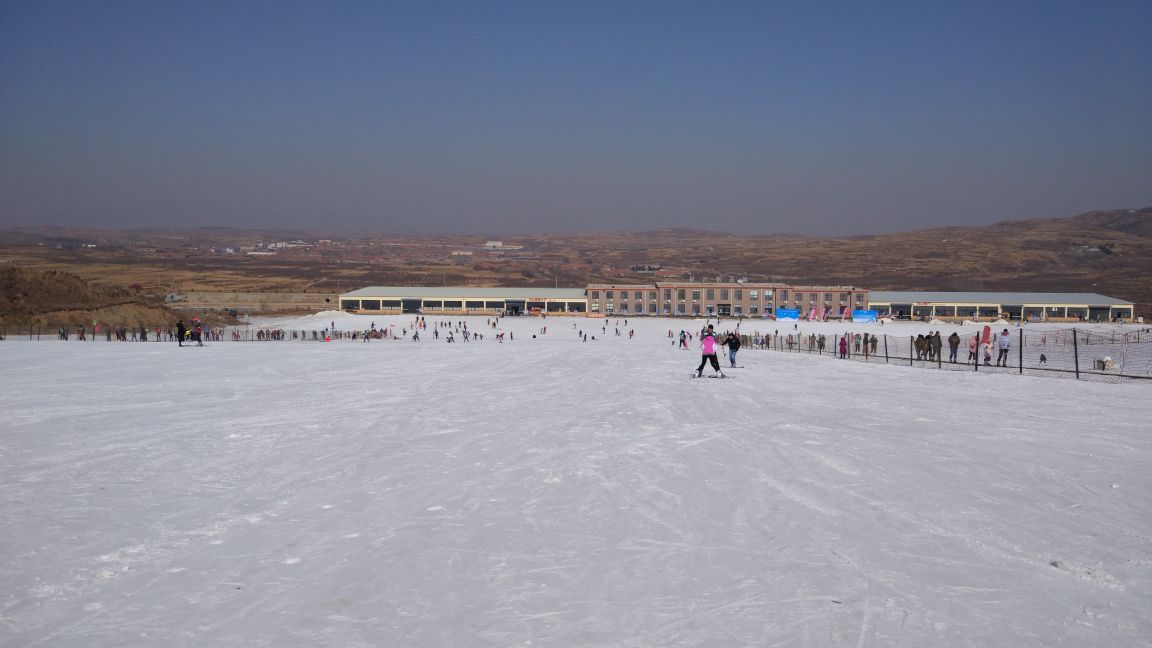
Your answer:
[0,267,230,331]
[176,291,338,313]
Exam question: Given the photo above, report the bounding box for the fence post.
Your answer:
[1072,329,1080,379]
[884,335,889,363]
[974,333,979,371]
[909,336,914,366]
[1018,329,1023,374]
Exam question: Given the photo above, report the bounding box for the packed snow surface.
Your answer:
[2,314,1150,647]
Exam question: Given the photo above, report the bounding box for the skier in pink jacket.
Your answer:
[695,325,725,378]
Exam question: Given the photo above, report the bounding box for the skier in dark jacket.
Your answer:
[723,332,741,367]
[176,320,186,347]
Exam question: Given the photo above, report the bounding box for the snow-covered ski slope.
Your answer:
[2,314,1150,647]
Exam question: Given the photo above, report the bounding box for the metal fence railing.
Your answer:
[0,324,431,344]
[0,325,338,343]
[740,328,1152,384]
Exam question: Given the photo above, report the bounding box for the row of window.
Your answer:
[588,289,867,303]
[776,291,866,303]
[590,303,777,315]
[591,289,771,301]
[340,300,586,311]
[903,306,1118,318]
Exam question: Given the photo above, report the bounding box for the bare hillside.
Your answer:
[1,208,1149,315]
[0,267,210,331]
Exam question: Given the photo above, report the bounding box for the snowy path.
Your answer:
[2,316,1150,646]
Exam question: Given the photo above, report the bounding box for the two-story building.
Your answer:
[584,282,869,318]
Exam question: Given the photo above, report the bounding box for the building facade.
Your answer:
[867,291,1135,322]
[337,286,1136,321]
[338,287,588,316]
[584,282,869,318]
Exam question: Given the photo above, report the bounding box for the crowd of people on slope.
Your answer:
[45,313,1027,372]
[111,315,637,345]
[680,321,1021,372]
[245,316,642,345]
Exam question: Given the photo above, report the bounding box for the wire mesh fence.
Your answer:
[743,327,1152,384]
[0,322,440,343]
[5,322,1151,384]
[0,324,339,343]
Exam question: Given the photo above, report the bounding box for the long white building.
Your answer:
[337,286,1138,322]
[338,287,587,316]
[868,291,1135,322]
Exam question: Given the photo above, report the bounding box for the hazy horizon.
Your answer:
[2,1,1150,236]
[3,205,1150,242]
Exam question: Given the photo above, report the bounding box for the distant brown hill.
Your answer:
[0,267,195,331]
[522,207,1152,311]
[1,207,1149,316]
[690,207,1152,293]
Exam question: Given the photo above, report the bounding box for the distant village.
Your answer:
[35,235,543,263]
[26,232,678,284]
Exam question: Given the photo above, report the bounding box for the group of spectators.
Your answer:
[915,332,946,361]
[693,325,1020,368]
[53,324,219,343]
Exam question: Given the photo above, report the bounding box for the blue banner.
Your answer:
[775,308,800,320]
[852,309,878,323]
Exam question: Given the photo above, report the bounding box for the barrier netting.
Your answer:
[743,327,1152,384]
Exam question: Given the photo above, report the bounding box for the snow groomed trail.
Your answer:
[2,315,1150,647]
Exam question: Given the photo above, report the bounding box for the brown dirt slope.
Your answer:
[0,267,193,330]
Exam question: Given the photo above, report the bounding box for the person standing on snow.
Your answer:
[176,319,186,347]
[947,332,961,363]
[996,328,1012,367]
[723,331,741,367]
[695,325,724,378]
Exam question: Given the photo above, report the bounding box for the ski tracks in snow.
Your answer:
[2,322,1151,646]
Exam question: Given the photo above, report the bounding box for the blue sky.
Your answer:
[1,0,1149,235]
